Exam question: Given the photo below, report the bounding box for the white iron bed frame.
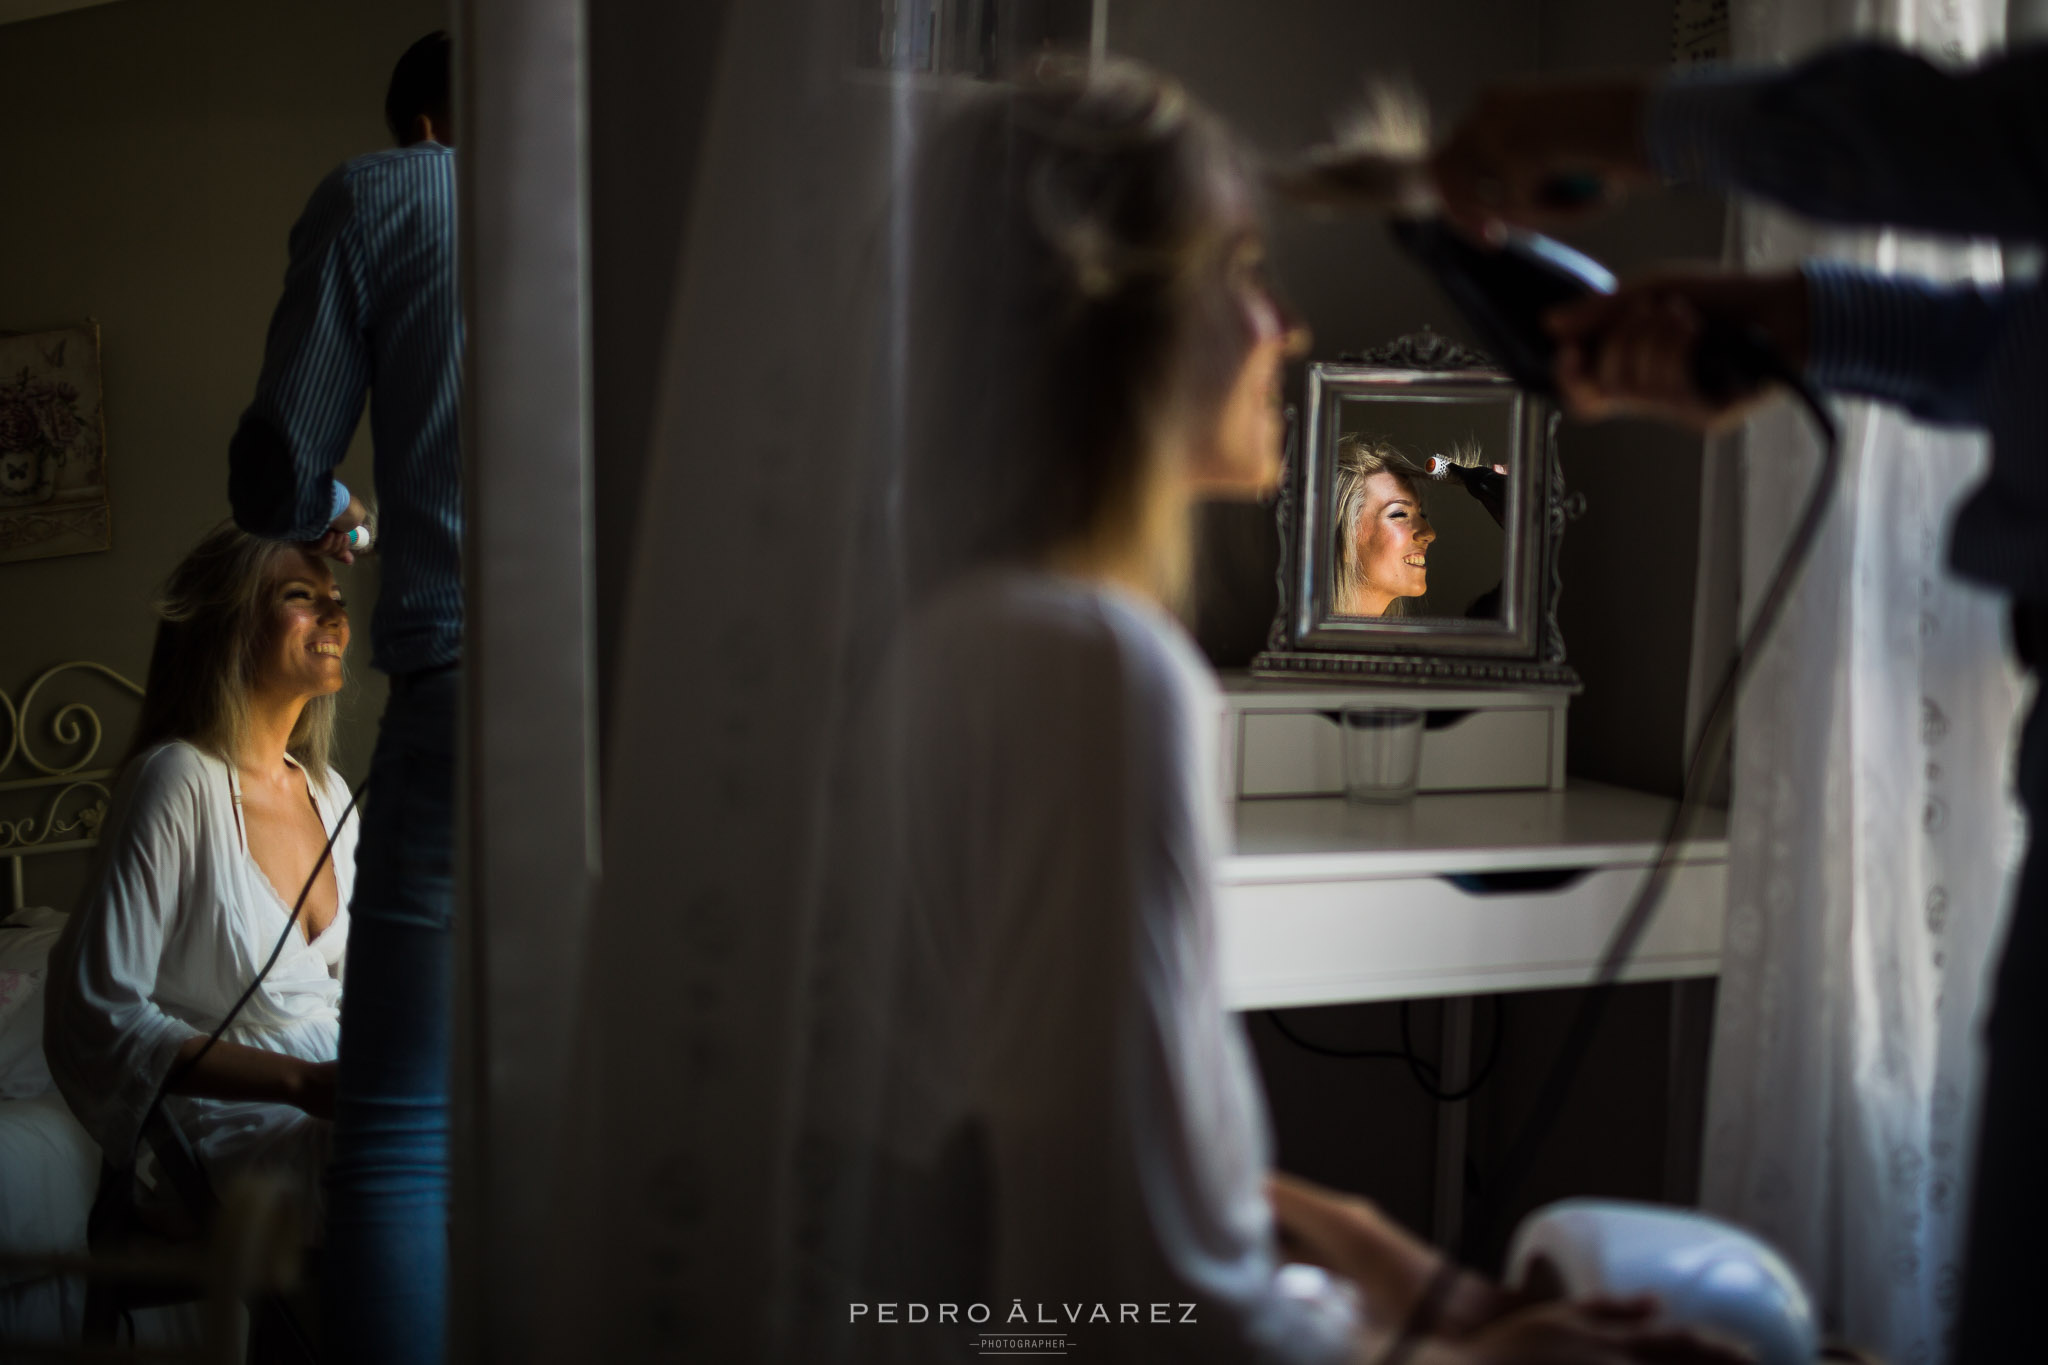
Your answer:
[1,661,141,917]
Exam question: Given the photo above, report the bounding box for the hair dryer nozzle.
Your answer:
[1388,218,1614,395]
[1389,218,1788,406]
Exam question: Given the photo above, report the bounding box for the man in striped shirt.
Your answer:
[228,31,459,1365]
[1432,41,2048,1365]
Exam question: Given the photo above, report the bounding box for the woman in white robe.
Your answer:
[46,526,357,1228]
[816,62,1746,1365]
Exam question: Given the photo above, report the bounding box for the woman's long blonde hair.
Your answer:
[904,59,1268,608]
[1331,433,1429,615]
[126,523,340,778]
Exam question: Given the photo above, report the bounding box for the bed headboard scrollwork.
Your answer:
[1,661,144,915]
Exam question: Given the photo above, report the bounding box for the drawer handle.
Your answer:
[1442,868,1593,895]
[1313,707,1477,731]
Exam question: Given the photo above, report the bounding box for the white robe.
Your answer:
[852,571,1358,1363]
[44,740,353,1221]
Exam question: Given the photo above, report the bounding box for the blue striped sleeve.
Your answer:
[1642,64,1756,188]
[228,168,373,540]
[1645,44,2048,240]
[1802,261,2008,427]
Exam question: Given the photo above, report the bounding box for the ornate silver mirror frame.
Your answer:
[1253,334,1582,690]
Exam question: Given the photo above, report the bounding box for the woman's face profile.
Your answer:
[254,549,350,702]
[1187,240,1309,498]
[1354,473,1434,607]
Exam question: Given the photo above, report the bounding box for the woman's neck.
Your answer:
[1047,536,1168,607]
[238,688,308,781]
[1343,582,1396,618]
[1045,450,1191,610]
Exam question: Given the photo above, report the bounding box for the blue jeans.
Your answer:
[324,666,456,1364]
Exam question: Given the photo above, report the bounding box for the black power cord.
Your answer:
[1264,1009,1418,1069]
[1398,999,1504,1104]
[129,773,368,1172]
[1354,359,1840,1365]
[109,769,368,1365]
[1464,366,1842,1257]
[1263,997,1507,1104]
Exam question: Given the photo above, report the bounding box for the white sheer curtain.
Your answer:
[532,3,924,1358]
[1701,3,2029,1360]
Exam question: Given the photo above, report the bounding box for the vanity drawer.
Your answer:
[1236,705,1557,797]
[1215,859,1726,1008]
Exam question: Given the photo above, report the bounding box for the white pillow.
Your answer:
[0,903,68,941]
[0,907,67,1099]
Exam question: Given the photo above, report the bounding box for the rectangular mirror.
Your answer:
[1256,342,1580,690]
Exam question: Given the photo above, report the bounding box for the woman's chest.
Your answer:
[235,778,341,941]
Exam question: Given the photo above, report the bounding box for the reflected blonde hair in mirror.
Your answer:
[904,58,1266,607]
[1331,433,1428,616]
[127,523,340,780]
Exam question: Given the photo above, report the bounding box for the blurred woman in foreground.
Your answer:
[857,61,1741,1365]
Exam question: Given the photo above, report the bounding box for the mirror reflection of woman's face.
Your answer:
[1354,473,1435,608]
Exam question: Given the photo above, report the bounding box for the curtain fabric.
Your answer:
[1701,3,2028,1360]
[533,3,924,1357]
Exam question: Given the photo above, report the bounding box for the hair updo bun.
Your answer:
[903,59,1266,601]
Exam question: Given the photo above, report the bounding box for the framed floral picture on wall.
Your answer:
[0,323,110,564]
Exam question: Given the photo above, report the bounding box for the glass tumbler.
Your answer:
[1339,705,1424,803]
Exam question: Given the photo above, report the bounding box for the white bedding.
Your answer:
[0,1090,99,1345]
[1,905,99,1346]
[0,1090,99,1258]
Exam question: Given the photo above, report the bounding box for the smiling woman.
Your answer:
[1331,434,1436,617]
[44,524,359,1231]
[1257,362,1575,689]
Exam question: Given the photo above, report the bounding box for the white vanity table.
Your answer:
[1216,780,1728,1009]
[1214,779,1728,1245]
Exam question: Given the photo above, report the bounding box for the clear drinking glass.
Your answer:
[1340,705,1424,803]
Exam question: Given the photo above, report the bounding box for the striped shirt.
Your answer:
[229,143,463,674]
[1648,43,2048,602]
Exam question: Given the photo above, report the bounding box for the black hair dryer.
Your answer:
[1389,217,1783,404]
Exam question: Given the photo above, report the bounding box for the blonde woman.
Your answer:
[46,524,356,1224]
[855,61,1738,1365]
[1331,435,1437,617]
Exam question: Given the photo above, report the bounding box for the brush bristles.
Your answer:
[1267,80,1437,212]
[1331,80,1431,161]
[1266,151,1426,206]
